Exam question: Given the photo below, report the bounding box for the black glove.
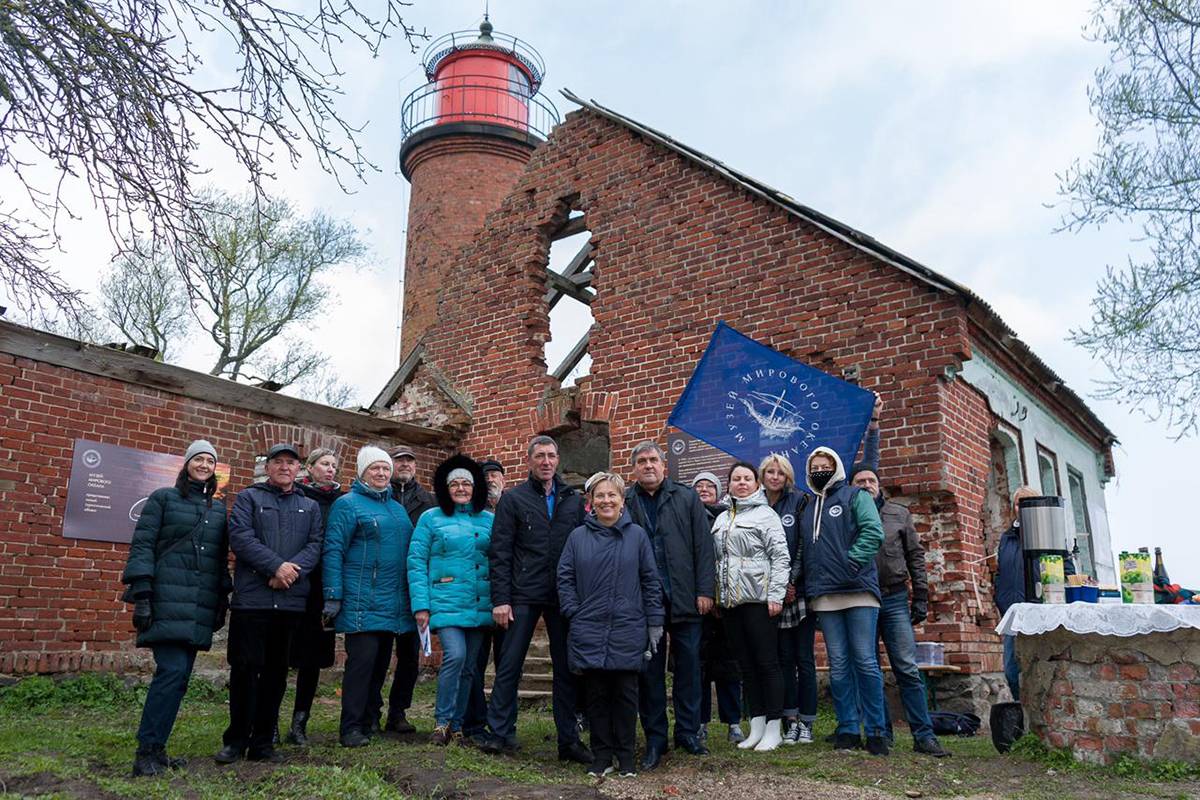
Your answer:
[213,598,228,633]
[133,597,153,633]
[910,598,928,626]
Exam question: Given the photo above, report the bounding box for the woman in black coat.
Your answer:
[120,439,231,777]
[284,447,345,745]
[558,472,663,778]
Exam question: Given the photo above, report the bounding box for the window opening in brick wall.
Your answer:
[252,454,267,483]
[1066,466,1096,577]
[1035,443,1061,497]
[544,218,594,387]
[984,425,1022,559]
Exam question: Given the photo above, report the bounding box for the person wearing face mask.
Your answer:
[284,448,345,746]
[320,446,416,748]
[690,472,745,745]
[848,461,948,758]
[796,447,887,755]
[407,455,494,746]
[122,440,231,777]
[558,472,664,778]
[758,453,816,746]
[712,462,790,752]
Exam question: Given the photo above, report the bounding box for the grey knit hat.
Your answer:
[691,471,723,497]
[184,439,217,465]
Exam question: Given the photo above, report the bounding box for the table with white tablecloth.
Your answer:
[996,603,1200,765]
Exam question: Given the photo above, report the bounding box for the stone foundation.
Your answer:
[1018,627,1200,765]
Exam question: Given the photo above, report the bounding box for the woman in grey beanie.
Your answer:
[121,439,231,776]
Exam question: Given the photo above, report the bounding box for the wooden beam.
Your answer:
[551,214,589,241]
[545,270,595,306]
[543,241,595,309]
[0,321,446,444]
[551,326,592,382]
[371,341,426,410]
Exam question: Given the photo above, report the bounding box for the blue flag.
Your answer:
[668,322,875,483]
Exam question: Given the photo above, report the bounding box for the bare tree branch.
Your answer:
[0,0,424,317]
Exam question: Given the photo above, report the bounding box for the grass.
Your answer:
[0,674,1197,799]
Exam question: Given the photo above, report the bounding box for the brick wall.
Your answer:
[1019,627,1200,764]
[0,350,449,674]
[400,133,536,357]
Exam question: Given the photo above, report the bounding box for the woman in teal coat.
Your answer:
[407,454,493,745]
[321,446,415,748]
[121,439,231,777]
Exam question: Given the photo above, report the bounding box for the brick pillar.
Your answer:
[399,131,536,359]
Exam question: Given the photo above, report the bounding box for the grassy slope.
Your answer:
[0,674,1196,800]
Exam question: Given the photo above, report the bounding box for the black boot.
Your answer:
[286,711,310,746]
[153,745,187,769]
[132,748,165,777]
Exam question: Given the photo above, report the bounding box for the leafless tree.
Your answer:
[98,189,366,391]
[99,246,189,359]
[0,0,423,317]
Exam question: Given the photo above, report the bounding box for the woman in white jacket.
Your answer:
[712,461,790,752]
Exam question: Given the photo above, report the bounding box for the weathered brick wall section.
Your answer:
[0,353,448,674]
[403,108,1010,685]
[1020,628,1200,765]
[401,134,536,357]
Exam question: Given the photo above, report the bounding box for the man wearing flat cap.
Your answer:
[383,444,435,735]
[216,444,322,765]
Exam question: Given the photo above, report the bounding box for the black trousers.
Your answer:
[383,630,420,723]
[223,610,300,755]
[586,670,638,771]
[723,603,783,720]
[486,604,579,748]
[463,626,505,736]
[342,632,396,736]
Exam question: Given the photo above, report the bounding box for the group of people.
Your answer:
[120,406,952,780]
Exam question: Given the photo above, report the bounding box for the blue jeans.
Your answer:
[435,626,485,729]
[1003,635,1020,701]
[877,591,935,740]
[639,618,703,747]
[820,605,886,738]
[136,644,197,749]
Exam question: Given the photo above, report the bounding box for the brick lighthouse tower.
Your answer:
[397,18,559,359]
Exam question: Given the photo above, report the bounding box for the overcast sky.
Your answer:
[10,1,1198,587]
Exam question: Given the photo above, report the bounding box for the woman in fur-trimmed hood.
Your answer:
[407,454,494,744]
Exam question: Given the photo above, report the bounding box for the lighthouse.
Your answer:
[398,18,559,359]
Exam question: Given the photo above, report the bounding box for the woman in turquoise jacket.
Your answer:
[321,446,416,748]
[407,454,493,745]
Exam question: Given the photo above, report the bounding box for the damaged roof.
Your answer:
[560,89,1116,449]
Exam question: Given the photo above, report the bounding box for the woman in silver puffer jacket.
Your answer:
[712,461,790,752]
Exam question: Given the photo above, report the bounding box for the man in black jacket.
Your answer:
[383,445,435,735]
[216,443,322,765]
[850,462,948,758]
[478,436,591,763]
[625,441,716,770]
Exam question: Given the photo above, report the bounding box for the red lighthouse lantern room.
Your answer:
[400,18,558,160]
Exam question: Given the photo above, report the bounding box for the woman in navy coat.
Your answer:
[558,472,663,778]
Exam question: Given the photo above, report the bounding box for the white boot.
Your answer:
[738,716,767,749]
[754,719,783,752]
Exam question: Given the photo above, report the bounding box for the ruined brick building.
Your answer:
[376,22,1118,711]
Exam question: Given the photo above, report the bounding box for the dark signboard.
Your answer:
[666,429,737,490]
[63,439,230,544]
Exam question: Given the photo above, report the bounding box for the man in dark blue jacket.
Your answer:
[478,436,591,763]
[216,444,323,765]
[994,486,1075,701]
[625,441,716,770]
